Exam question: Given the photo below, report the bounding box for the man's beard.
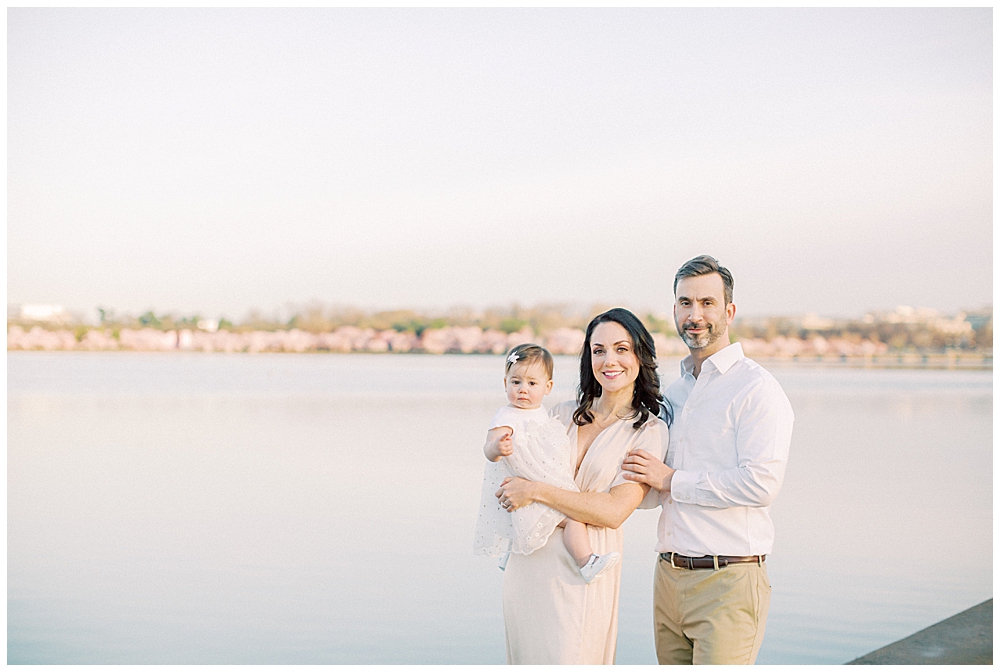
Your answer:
[678,319,725,350]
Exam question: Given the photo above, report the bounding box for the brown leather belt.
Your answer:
[659,552,765,570]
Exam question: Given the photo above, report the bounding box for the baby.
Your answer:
[473,343,620,584]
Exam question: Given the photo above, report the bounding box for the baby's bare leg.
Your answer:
[562,519,594,568]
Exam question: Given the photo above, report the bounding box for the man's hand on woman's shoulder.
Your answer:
[621,449,675,492]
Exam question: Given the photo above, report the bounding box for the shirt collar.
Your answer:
[679,341,745,377]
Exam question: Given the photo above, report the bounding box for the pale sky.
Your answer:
[8,8,993,321]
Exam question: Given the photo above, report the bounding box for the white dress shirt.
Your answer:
[656,342,793,557]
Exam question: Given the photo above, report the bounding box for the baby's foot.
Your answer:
[579,552,620,584]
[498,552,510,571]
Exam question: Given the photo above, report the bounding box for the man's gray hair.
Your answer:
[673,255,734,305]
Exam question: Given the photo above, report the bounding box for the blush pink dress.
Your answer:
[501,400,669,664]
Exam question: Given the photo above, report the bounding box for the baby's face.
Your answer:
[504,360,553,410]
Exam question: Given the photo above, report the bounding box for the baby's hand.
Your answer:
[484,426,515,462]
[497,431,513,457]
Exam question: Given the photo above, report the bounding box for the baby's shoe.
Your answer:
[579,552,620,584]
[498,553,510,571]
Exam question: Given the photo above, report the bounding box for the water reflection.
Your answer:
[7,353,992,663]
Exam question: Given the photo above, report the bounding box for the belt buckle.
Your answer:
[669,553,678,569]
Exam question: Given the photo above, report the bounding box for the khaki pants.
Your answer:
[653,557,771,665]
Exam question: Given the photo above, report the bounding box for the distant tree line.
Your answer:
[733,312,991,351]
[8,303,993,352]
[86,303,680,339]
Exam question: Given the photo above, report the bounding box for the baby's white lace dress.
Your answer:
[473,405,579,557]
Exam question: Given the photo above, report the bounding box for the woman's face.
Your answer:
[589,321,640,396]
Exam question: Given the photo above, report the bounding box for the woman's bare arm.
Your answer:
[497,477,649,529]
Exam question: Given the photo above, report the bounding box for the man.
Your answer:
[622,255,793,665]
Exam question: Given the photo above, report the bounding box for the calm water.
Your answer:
[7,352,992,664]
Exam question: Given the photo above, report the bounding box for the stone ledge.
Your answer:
[847,599,992,665]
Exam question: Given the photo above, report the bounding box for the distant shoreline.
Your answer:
[750,354,992,371]
[6,325,991,371]
[6,352,991,372]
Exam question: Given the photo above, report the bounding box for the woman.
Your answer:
[495,308,671,664]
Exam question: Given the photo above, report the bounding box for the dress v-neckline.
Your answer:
[573,418,622,478]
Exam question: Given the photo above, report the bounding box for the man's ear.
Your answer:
[726,302,736,325]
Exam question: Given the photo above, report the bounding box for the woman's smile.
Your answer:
[590,322,640,394]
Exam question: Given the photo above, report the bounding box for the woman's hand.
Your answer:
[496,477,539,512]
[621,448,675,492]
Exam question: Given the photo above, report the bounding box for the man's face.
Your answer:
[673,273,736,353]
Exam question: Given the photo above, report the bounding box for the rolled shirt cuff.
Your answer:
[670,469,697,504]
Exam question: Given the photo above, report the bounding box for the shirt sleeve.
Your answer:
[610,418,669,509]
[488,407,518,431]
[670,377,793,509]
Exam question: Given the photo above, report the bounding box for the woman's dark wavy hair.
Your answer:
[572,308,673,430]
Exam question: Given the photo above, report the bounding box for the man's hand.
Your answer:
[621,448,675,492]
[484,427,514,462]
